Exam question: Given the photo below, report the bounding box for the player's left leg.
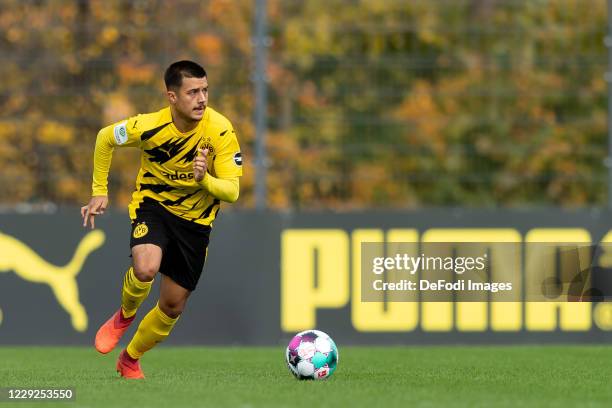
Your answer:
[117,275,190,379]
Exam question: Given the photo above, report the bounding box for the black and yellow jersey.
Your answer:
[91,106,242,227]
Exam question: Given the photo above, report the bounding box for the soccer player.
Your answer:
[80,60,242,379]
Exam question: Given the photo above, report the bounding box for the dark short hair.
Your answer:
[164,60,207,90]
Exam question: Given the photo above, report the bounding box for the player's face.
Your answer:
[169,76,208,122]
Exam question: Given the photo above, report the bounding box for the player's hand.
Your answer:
[81,196,109,229]
[194,148,209,182]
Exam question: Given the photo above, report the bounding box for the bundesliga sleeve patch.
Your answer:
[113,122,128,145]
[233,152,242,166]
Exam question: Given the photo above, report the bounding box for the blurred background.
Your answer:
[0,0,607,211]
[1,0,611,346]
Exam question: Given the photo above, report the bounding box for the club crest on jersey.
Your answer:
[200,142,214,155]
[113,122,128,145]
[233,152,243,166]
[133,222,148,239]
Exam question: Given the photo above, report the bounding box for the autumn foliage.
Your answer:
[0,0,606,209]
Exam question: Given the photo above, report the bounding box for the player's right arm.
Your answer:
[82,119,141,228]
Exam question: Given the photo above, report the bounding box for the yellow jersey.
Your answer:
[92,106,242,226]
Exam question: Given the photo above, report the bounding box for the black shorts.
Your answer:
[129,198,211,291]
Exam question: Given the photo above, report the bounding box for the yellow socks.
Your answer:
[121,267,153,318]
[121,268,179,360]
[126,302,179,359]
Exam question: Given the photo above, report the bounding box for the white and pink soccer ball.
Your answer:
[285,330,338,380]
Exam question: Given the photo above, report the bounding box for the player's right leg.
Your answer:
[95,244,162,354]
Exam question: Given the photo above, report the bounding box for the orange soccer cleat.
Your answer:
[116,349,145,379]
[94,308,135,354]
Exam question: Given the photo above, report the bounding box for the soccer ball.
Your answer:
[285,330,338,380]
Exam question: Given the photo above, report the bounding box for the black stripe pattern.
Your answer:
[138,183,174,194]
[145,137,192,164]
[176,141,199,164]
[140,122,171,142]
[198,199,220,219]
[160,191,199,207]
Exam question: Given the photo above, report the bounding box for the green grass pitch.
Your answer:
[0,345,611,407]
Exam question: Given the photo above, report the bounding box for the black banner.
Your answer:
[2,208,612,345]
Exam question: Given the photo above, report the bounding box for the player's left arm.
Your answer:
[194,123,242,203]
[83,117,142,228]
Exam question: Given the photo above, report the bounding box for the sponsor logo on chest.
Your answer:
[161,170,195,181]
